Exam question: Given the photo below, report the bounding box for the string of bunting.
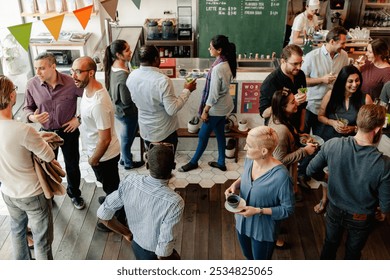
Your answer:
[5,0,142,52]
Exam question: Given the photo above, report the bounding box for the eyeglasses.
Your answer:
[286,60,304,67]
[69,69,92,75]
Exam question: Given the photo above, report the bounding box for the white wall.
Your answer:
[115,0,197,27]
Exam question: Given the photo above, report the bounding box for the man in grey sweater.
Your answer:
[307,104,390,259]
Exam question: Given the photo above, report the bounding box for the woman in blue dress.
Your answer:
[225,126,295,260]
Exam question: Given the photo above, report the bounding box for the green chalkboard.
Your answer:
[198,0,288,58]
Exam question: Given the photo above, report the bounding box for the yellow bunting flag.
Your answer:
[42,14,65,41]
[132,0,141,9]
[73,5,93,29]
[7,22,33,52]
[100,0,119,21]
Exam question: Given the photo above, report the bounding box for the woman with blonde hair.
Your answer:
[225,126,294,260]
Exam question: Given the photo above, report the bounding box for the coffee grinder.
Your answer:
[177,0,192,40]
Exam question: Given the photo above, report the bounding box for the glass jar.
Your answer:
[147,21,159,40]
[162,20,174,40]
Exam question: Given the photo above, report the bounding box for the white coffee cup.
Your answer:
[238,120,248,131]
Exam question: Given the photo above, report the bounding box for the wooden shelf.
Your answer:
[365,3,390,8]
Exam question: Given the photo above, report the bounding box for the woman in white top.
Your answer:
[289,0,320,45]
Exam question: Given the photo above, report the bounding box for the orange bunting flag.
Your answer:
[7,22,33,52]
[73,5,93,29]
[42,14,65,41]
[100,0,119,21]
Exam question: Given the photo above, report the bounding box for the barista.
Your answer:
[289,0,320,45]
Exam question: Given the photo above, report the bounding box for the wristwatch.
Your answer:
[258,208,263,216]
[76,115,81,124]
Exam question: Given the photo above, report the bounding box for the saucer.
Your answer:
[225,198,246,213]
[238,127,249,132]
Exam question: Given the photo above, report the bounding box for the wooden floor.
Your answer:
[1,179,389,260]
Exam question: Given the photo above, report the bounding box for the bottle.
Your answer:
[159,47,164,57]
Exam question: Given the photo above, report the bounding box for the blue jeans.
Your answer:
[132,240,158,260]
[52,129,81,199]
[237,231,275,260]
[320,202,374,260]
[116,114,139,167]
[190,116,226,166]
[2,192,53,260]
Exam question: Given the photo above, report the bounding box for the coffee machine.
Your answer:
[325,0,347,29]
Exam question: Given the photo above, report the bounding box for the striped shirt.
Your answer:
[97,174,184,257]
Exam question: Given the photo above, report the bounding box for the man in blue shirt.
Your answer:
[307,104,390,259]
[97,143,183,260]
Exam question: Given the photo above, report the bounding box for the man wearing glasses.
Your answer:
[97,143,183,260]
[260,44,307,132]
[23,52,85,210]
[71,56,125,231]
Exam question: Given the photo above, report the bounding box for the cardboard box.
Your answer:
[159,58,176,78]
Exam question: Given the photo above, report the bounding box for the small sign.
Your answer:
[241,82,261,113]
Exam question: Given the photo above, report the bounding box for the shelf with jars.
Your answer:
[360,0,390,28]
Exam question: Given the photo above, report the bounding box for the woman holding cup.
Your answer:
[315,65,372,214]
[225,126,294,260]
[318,65,372,142]
[354,38,390,100]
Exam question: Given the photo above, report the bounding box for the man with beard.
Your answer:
[24,52,85,210]
[307,104,390,259]
[71,56,124,231]
[301,26,349,136]
[259,44,307,132]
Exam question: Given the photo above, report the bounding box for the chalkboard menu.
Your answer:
[198,0,287,58]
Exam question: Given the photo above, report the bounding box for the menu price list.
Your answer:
[204,0,282,17]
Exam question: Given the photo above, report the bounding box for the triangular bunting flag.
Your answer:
[73,5,93,29]
[7,22,33,52]
[132,0,141,9]
[100,0,119,20]
[42,14,65,41]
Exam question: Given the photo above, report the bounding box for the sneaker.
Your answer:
[96,222,112,232]
[178,162,198,172]
[71,196,85,210]
[124,161,145,170]
[98,196,106,205]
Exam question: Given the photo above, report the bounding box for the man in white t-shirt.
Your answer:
[289,0,320,45]
[71,56,124,231]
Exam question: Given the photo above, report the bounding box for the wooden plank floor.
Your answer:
[1,179,389,260]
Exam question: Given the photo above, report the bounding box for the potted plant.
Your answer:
[0,33,25,75]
